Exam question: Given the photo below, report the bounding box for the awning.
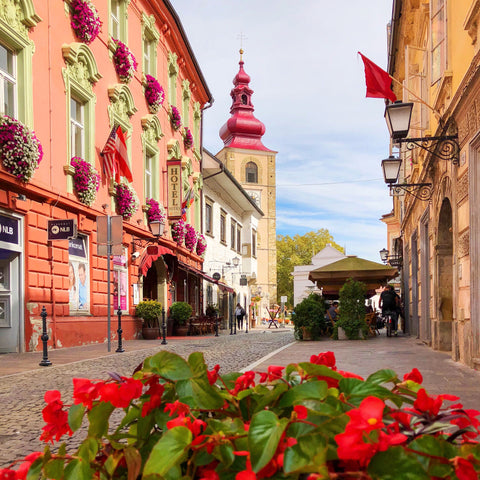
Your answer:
[139,246,175,276]
[177,260,235,292]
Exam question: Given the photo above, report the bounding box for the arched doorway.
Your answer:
[435,198,453,351]
[142,258,169,306]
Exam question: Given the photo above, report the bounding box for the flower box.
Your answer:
[70,157,100,206]
[112,39,137,83]
[70,0,101,44]
[144,75,165,114]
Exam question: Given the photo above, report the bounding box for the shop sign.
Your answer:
[69,237,87,258]
[48,219,77,241]
[167,161,182,218]
[0,215,19,245]
[240,274,248,286]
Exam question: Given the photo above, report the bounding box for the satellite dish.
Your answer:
[213,272,221,281]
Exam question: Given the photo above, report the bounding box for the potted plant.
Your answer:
[112,39,137,83]
[143,74,165,114]
[114,182,139,219]
[169,301,192,336]
[291,293,326,340]
[334,278,369,340]
[69,0,102,44]
[205,304,218,318]
[135,300,162,340]
[70,156,100,206]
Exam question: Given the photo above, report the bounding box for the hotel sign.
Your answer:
[167,160,182,218]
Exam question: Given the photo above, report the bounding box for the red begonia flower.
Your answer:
[166,414,206,437]
[403,367,423,384]
[207,364,221,385]
[98,378,143,408]
[40,390,73,443]
[414,388,460,417]
[15,452,42,480]
[294,405,308,419]
[310,351,336,368]
[141,382,165,417]
[453,456,478,480]
[337,370,364,381]
[73,378,101,409]
[0,468,16,480]
[196,465,220,480]
[164,400,191,417]
[232,371,256,395]
[346,396,385,432]
[267,365,284,381]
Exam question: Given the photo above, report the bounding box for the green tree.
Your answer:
[277,230,343,305]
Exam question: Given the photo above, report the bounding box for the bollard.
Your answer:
[215,315,219,337]
[234,315,237,335]
[245,316,248,334]
[229,314,233,335]
[39,306,52,367]
[116,308,124,353]
[161,308,167,345]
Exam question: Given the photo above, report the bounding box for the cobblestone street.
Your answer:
[0,330,294,467]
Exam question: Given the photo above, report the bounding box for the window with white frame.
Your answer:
[220,211,226,244]
[70,98,85,158]
[0,44,16,117]
[252,229,257,257]
[205,201,213,235]
[144,152,153,200]
[237,224,242,253]
[110,0,128,43]
[431,0,446,84]
[231,219,236,250]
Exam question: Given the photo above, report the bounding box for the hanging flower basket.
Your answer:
[196,234,206,256]
[171,219,186,245]
[169,106,182,131]
[70,0,102,44]
[112,39,137,83]
[114,182,139,219]
[145,198,166,224]
[0,116,43,183]
[183,127,193,150]
[144,75,165,114]
[70,157,100,206]
[184,224,197,252]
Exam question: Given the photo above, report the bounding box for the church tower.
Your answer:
[216,49,277,308]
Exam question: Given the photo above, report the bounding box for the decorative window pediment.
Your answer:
[181,155,192,177]
[0,0,41,39]
[62,43,101,95]
[141,114,163,147]
[108,83,137,125]
[192,171,203,191]
[167,139,182,161]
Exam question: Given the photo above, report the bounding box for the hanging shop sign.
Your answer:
[167,160,182,218]
[48,219,77,241]
[0,215,19,245]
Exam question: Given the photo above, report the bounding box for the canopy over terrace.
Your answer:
[308,256,398,299]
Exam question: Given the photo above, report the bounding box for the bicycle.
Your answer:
[382,311,395,337]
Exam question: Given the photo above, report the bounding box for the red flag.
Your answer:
[358,52,397,103]
[115,126,133,183]
[101,126,117,179]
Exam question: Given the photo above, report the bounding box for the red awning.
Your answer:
[218,282,235,293]
[177,261,235,292]
[139,246,175,276]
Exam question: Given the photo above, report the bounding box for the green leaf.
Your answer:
[339,378,403,406]
[188,351,208,376]
[68,403,85,431]
[366,369,399,385]
[248,410,289,472]
[277,380,328,408]
[87,402,114,438]
[368,447,430,479]
[143,351,193,380]
[143,426,192,477]
[124,447,142,480]
[213,443,235,467]
[77,437,98,463]
[190,377,225,409]
[26,458,44,480]
[254,382,289,411]
[297,362,343,381]
[283,433,328,474]
[64,458,93,480]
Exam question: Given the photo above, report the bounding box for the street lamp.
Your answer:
[381,155,433,201]
[131,220,165,257]
[149,220,165,237]
[384,101,459,164]
[379,248,389,263]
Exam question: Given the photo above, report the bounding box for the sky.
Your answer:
[171,0,394,263]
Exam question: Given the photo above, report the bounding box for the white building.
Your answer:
[202,149,263,328]
[292,245,345,305]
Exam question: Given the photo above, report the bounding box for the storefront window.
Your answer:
[69,236,90,313]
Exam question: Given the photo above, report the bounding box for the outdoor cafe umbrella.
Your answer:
[308,255,398,299]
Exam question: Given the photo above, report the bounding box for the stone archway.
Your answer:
[435,198,453,351]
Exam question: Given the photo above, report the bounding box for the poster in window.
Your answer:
[113,254,128,311]
[68,236,90,313]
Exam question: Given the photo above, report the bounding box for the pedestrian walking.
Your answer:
[235,303,246,330]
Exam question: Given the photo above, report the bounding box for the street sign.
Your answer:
[240,274,248,285]
[48,219,77,240]
[213,272,221,281]
[280,296,287,303]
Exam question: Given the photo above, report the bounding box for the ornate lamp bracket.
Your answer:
[390,183,433,201]
[396,135,459,165]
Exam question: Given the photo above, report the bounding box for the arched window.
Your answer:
[245,162,258,183]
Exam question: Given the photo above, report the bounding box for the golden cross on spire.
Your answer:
[237,32,247,60]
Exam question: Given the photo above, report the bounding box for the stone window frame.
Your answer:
[193,102,201,160]
[220,210,227,245]
[430,0,446,85]
[141,114,163,207]
[62,43,101,191]
[141,13,159,77]
[168,52,179,106]
[109,0,130,45]
[182,79,191,127]
[0,44,16,117]
[0,0,41,128]
[245,161,258,183]
[205,198,213,236]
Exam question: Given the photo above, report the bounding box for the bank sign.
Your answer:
[48,219,77,240]
[0,215,19,245]
[167,160,182,218]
